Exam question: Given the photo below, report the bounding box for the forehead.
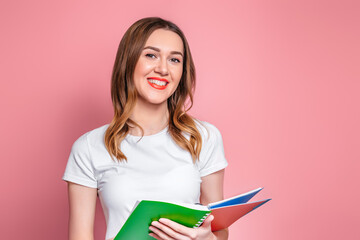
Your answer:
[144,29,184,54]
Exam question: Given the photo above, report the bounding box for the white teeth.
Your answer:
[148,79,167,86]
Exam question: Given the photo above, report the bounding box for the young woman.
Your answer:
[62,17,229,240]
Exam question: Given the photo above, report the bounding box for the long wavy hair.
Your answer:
[104,17,204,163]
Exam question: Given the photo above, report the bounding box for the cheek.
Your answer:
[171,66,183,83]
[134,60,154,78]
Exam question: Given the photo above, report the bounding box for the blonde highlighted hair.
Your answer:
[104,17,203,163]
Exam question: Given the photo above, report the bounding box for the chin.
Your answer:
[137,91,171,106]
[148,99,168,105]
[138,96,167,106]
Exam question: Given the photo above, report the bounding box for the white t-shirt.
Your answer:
[62,120,228,240]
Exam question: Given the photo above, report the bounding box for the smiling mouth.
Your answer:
[147,78,169,90]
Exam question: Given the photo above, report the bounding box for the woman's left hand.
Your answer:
[149,214,216,240]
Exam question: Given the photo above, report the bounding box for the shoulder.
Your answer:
[71,124,110,151]
[193,118,228,176]
[193,119,223,144]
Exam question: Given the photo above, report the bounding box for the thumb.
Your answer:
[201,214,214,228]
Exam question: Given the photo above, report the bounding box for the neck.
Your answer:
[128,98,169,136]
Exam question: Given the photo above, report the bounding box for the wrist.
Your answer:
[210,232,217,240]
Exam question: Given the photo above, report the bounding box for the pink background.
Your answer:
[1,0,359,239]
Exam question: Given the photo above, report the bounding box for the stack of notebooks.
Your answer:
[114,187,271,239]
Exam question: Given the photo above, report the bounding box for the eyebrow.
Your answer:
[143,46,183,57]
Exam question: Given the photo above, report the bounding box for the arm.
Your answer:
[67,181,97,240]
[200,169,229,240]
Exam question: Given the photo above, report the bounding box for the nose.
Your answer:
[154,57,169,76]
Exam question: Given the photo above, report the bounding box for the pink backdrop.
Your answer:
[1,0,359,239]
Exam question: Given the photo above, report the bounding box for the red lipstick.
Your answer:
[147,77,169,90]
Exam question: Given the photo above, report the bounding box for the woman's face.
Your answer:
[133,29,184,106]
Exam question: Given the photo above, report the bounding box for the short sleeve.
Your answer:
[62,133,98,188]
[197,122,228,177]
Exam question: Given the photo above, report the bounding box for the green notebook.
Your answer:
[114,200,211,240]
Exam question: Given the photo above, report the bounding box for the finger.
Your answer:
[149,224,175,240]
[149,232,162,240]
[152,220,188,240]
[201,214,214,228]
[158,218,194,236]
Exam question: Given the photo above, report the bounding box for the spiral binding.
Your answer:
[193,213,211,228]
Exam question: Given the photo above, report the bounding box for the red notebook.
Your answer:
[208,187,271,231]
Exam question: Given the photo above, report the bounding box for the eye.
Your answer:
[145,53,156,59]
[170,58,181,63]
